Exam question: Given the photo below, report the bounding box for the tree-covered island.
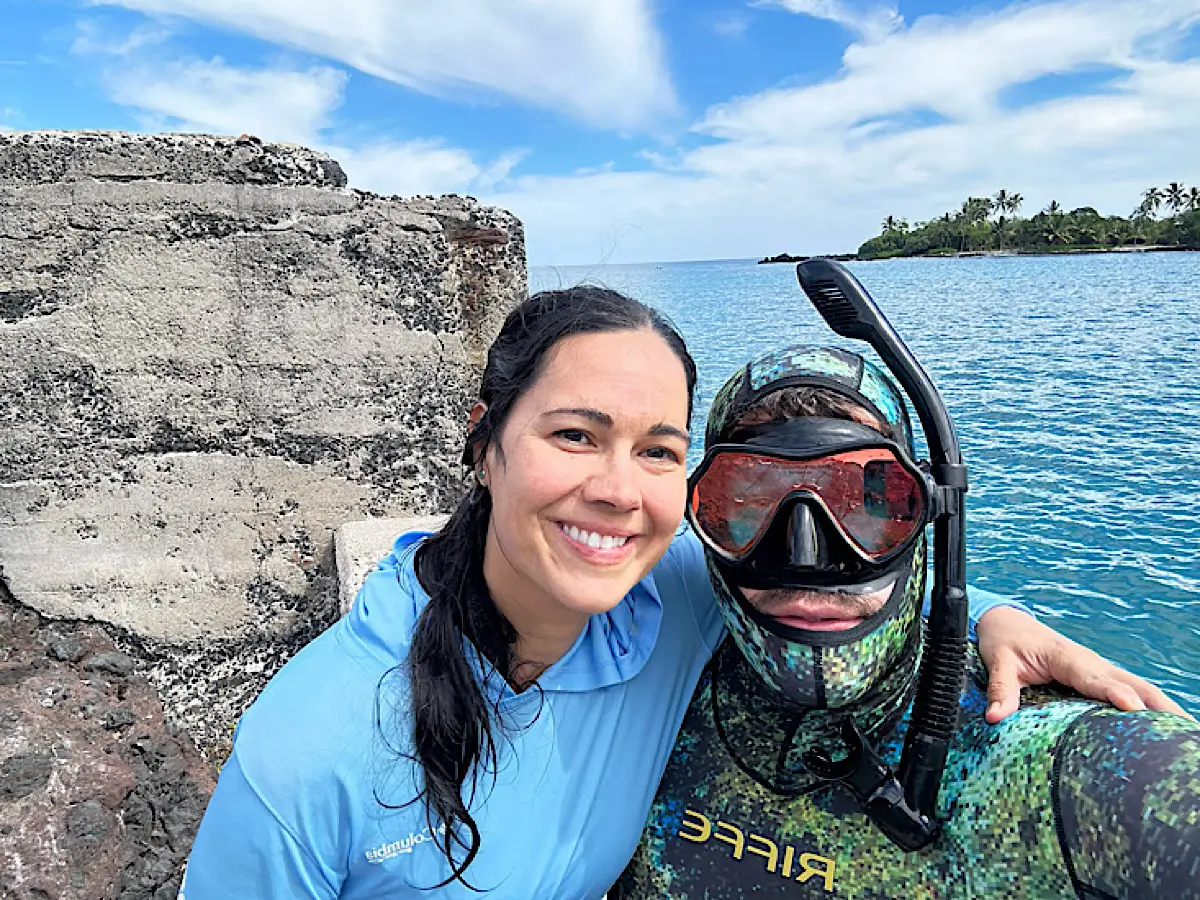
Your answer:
[759,184,1200,263]
[857,185,1200,259]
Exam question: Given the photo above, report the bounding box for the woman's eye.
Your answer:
[555,429,591,445]
[644,446,682,464]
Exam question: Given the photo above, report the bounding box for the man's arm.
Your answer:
[1053,708,1200,899]
[929,585,1187,723]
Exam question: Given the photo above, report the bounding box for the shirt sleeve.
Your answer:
[922,583,1034,635]
[179,751,340,900]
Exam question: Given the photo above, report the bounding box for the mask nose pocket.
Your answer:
[787,502,822,568]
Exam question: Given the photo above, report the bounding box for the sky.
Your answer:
[3,0,1200,265]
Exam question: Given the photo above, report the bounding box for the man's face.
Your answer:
[737,403,894,632]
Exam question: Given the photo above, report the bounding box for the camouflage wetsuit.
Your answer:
[615,626,1200,898]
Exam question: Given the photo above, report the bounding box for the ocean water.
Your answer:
[532,253,1200,714]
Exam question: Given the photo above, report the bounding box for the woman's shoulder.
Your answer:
[195,648,422,896]
[226,628,420,864]
[648,529,724,652]
[230,532,434,793]
[234,626,404,780]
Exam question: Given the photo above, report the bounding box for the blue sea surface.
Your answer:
[532,253,1200,714]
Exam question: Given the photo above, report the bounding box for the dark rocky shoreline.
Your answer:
[0,585,215,899]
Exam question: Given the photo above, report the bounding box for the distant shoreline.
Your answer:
[758,245,1200,264]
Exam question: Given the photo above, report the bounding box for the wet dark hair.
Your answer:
[403,286,696,886]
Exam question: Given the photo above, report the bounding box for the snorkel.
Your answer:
[794,258,968,852]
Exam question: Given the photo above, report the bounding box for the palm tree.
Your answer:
[1008,192,1023,217]
[993,189,1011,219]
[1165,182,1186,214]
[1189,187,1200,212]
[1129,215,1152,245]
[882,216,899,234]
[961,197,992,226]
[1043,216,1071,246]
[1044,200,1062,216]
[1142,186,1163,218]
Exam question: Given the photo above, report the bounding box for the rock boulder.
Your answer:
[0,131,525,753]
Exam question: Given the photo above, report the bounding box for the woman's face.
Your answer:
[481,328,691,626]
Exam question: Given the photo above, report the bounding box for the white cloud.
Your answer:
[72,19,171,55]
[713,14,751,38]
[99,54,520,198]
[756,0,903,43]
[105,59,347,142]
[331,142,527,198]
[490,0,1200,263]
[93,0,678,131]
[701,0,1200,141]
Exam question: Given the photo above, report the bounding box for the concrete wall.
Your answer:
[0,131,525,751]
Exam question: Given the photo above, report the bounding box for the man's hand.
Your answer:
[975,605,1191,725]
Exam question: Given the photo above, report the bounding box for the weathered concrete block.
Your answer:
[335,515,449,615]
[0,131,525,751]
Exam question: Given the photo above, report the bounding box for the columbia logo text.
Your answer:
[364,823,448,864]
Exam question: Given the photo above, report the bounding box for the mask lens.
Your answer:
[691,447,925,559]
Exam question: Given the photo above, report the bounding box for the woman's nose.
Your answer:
[580,454,642,510]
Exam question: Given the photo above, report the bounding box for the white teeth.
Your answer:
[561,524,628,550]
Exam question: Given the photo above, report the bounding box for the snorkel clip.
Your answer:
[802,717,938,853]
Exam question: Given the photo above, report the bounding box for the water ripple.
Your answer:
[533,254,1200,714]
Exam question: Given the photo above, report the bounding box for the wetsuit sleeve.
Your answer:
[180,751,340,899]
[1053,708,1200,899]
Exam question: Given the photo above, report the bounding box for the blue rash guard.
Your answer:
[181,530,1019,899]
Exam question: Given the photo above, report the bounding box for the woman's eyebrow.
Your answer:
[543,407,612,426]
[648,423,691,446]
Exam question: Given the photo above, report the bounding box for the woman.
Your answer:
[181,287,1180,898]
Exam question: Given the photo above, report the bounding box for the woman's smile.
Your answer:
[555,520,639,562]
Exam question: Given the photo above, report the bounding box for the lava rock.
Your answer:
[83,652,137,678]
[47,635,87,663]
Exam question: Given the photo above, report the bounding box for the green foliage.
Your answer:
[858,185,1200,259]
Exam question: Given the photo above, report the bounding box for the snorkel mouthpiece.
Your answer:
[795,259,970,852]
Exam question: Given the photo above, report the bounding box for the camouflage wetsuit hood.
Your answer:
[701,345,925,715]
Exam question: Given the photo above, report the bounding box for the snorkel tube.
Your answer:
[795,258,968,852]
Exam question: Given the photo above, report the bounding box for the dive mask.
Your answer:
[689,416,932,590]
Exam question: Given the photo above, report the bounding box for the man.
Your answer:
[614,344,1200,898]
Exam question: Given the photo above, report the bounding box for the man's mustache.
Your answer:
[748,585,893,618]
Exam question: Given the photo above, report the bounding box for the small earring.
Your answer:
[475,465,487,485]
